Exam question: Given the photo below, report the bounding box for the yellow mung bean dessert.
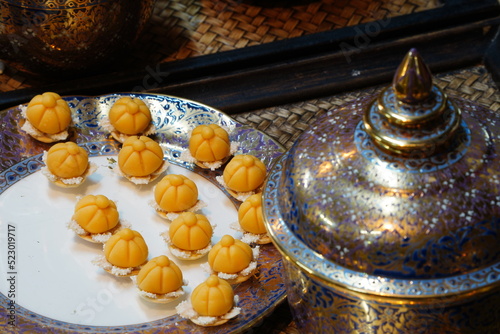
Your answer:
[70,194,121,243]
[153,174,204,220]
[94,228,149,277]
[163,212,213,260]
[207,235,259,284]
[134,255,185,303]
[22,92,72,143]
[117,135,167,184]
[107,97,154,142]
[176,274,240,327]
[187,124,231,169]
[43,141,95,187]
[237,193,271,244]
[220,154,266,200]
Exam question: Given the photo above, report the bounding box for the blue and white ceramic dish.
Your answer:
[0,93,286,333]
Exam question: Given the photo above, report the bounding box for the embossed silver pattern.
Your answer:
[262,49,500,333]
[0,0,155,74]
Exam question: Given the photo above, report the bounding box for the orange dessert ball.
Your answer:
[208,235,253,274]
[26,92,71,135]
[118,136,164,177]
[191,275,234,317]
[109,97,152,135]
[238,193,266,235]
[46,142,89,178]
[223,154,266,193]
[189,124,230,162]
[73,195,119,234]
[154,174,198,212]
[169,212,213,251]
[104,228,148,268]
[136,255,183,295]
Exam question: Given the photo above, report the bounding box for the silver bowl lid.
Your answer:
[263,49,500,297]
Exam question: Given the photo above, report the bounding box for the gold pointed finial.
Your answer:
[364,48,462,156]
[392,48,433,104]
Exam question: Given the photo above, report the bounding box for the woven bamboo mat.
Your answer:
[0,0,439,92]
[234,65,500,150]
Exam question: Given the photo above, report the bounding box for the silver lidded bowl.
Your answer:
[263,49,500,333]
[0,0,156,75]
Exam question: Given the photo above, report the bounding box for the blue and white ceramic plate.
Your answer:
[0,93,286,333]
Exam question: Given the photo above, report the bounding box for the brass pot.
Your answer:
[0,0,156,75]
[263,49,500,333]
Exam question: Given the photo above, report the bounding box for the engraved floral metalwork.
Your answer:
[262,50,500,333]
[0,0,155,74]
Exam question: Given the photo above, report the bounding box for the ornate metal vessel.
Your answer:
[0,0,156,75]
[263,49,500,333]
